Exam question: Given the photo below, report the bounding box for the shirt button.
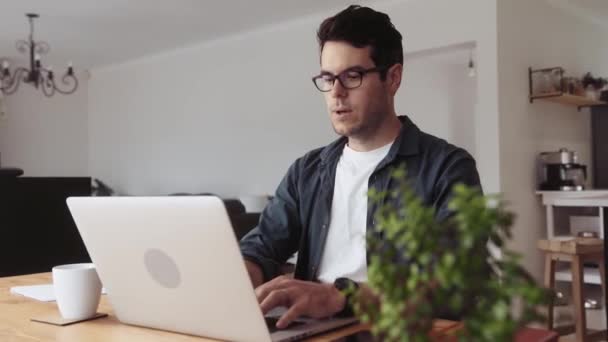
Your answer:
[322,223,327,229]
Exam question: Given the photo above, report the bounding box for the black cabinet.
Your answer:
[592,106,608,189]
[591,104,608,326]
[0,177,91,277]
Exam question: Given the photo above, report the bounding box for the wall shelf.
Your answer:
[537,93,607,108]
[528,67,608,111]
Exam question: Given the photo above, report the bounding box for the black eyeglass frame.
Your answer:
[311,66,386,92]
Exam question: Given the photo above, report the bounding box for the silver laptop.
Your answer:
[66,196,357,342]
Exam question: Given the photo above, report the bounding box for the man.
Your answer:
[240,5,481,329]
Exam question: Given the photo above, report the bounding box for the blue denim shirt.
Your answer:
[239,115,482,283]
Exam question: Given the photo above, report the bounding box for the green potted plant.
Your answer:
[349,167,549,341]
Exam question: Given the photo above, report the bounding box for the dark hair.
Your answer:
[317,5,403,80]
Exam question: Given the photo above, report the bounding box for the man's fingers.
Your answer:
[255,285,273,304]
[260,289,291,314]
[276,302,305,329]
[255,276,292,303]
[255,280,283,303]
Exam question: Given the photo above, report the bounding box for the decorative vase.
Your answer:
[585,85,598,101]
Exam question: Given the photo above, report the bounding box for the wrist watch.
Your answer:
[333,277,359,317]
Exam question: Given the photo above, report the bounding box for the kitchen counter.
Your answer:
[536,190,608,207]
[536,190,608,287]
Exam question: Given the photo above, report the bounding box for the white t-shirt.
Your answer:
[316,141,393,284]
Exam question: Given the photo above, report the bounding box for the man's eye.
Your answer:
[321,75,334,82]
[345,72,360,80]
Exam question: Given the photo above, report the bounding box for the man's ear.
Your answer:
[386,64,403,95]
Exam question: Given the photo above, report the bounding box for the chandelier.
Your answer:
[0,13,78,97]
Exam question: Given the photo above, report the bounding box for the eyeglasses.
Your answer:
[312,66,385,92]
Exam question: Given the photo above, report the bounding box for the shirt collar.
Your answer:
[320,115,420,163]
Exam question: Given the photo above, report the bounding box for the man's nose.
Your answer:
[330,79,347,98]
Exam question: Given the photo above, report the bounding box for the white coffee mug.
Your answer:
[52,263,102,320]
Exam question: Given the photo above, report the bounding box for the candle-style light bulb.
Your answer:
[468,59,476,78]
[47,65,54,80]
[467,49,476,78]
[1,61,10,77]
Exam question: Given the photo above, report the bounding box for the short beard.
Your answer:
[332,110,389,140]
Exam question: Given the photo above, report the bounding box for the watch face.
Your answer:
[334,277,355,291]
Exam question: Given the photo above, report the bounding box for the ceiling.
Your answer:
[2,0,605,72]
[0,0,372,70]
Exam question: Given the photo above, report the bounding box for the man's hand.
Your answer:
[255,275,346,329]
[245,260,264,288]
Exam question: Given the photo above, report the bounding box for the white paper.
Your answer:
[10,284,107,302]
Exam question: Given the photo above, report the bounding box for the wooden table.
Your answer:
[1,273,462,342]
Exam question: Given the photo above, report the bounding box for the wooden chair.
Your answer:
[539,238,607,342]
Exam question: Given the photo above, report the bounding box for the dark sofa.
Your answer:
[222,198,261,240]
[169,193,261,240]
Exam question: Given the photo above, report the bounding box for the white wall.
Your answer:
[0,77,88,176]
[88,15,331,197]
[497,0,608,279]
[401,46,477,157]
[88,0,499,197]
[383,0,499,194]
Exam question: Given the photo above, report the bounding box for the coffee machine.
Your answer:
[538,148,587,191]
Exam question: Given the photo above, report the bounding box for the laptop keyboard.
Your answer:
[265,316,306,333]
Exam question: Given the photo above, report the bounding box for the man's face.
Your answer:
[319,41,391,140]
